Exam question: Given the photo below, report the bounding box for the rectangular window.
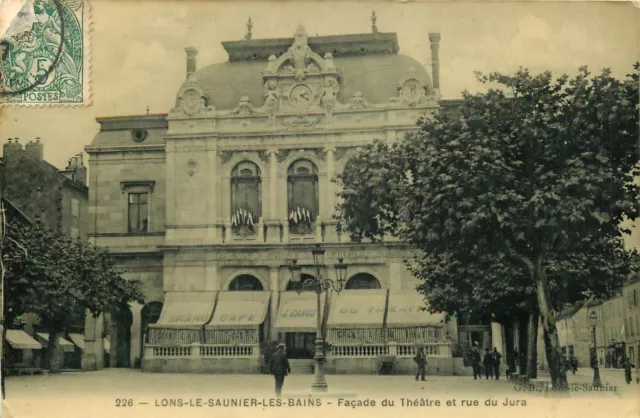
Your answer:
[71,198,79,218]
[128,192,148,233]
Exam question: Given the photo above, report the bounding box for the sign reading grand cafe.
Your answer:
[84,23,501,375]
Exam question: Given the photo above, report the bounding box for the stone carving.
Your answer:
[262,80,280,126]
[187,159,198,176]
[257,151,270,165]
[231,96,255,115]
[396,67,429,107]
[276,150,291,163]
[280,116,321,130]
[347,91,369,110]
[219,151,234,164]
[289,24,312,80]
[172,75,215,117]
[334,148,349,161]
[320,77,340,112]
[312,148,326,161]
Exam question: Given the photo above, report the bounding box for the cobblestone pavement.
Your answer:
[2,369,638,418]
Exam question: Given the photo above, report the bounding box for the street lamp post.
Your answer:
[288,244,348,392]
[588,311,602,387]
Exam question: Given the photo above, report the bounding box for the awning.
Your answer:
[104,338,110,354]
[327,289,386,328]
[275,292,326,332]
[68,333,85,350]
[36,333,76,353]
[207,291,271,328]
[386,291,446,327]
[5,330,42,350]
[151,291,217,329]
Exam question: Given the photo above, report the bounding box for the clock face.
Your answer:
[289,84,313,108]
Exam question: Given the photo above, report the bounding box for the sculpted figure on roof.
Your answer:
[289,24,312,71]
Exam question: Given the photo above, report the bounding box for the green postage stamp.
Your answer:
[0,0,90,105]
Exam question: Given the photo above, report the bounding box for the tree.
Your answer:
[3,218,144,372]
[336,65,640,388]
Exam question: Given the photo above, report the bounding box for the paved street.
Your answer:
[2,369,638,418]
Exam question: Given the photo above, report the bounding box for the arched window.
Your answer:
[228,274,264,291]
[231,161,262,237]
[345,273,381,290]
[287,159,319,235]
[285,273,317,291]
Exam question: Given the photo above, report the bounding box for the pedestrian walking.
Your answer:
[483,348,494,380]
[471,343,482,380]
[413,347,427,381]
[270,343,291,396]
[622,357,635,385]
[569,355,578,375]
[492,347,502,380]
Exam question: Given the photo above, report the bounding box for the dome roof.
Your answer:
[192,53,432,111]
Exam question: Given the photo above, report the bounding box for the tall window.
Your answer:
[128,193,148,232]
[231,161,262,237]
[287,159,319,235]
[71,198,79,218]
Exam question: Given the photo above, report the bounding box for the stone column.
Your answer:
[165,141,176,242]
[266,149,281,243]
[207,144,221,243]
[491,321,504,354]
[82,311,105,370]
[324,147,339,242]
[129,302,143,368]
[269,267,280,342]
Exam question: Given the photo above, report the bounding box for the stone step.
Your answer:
[289,359,314,374]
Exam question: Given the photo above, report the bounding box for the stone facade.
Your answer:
[86,25,488,374]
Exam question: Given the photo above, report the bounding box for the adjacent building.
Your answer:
[1,138,90,371]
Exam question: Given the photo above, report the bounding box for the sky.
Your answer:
[0,0,638,170]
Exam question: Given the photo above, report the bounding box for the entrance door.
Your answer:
[285,333,315,359]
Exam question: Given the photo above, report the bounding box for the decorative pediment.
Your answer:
[231,96,256,116]
[171,75,215,117]
[395,67,430,106]
[264,25,337,80]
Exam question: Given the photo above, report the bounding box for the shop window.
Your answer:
[231,162,262,237]
[287,159,319,235]
[228,274,264,291]
[345,273,381,290]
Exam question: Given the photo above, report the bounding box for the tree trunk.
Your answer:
[47,329,63,373]
[534,256,568,389]
[526,312,538,380]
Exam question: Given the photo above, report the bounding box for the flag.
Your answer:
[621,324,626,338]
[232,213,237,226]
[248,213,254,226]
[297,207,302,221]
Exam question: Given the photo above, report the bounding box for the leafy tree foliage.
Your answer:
[2,217,144,371]
[336,65,640,388]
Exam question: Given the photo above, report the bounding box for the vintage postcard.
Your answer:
[0,0,90,106]
[0,1,638,418]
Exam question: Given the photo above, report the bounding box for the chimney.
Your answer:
[25,138,44,160]
[185,47,198,78]
[3,138,23,160]
[65,153,87,186]
[429,33,441,95]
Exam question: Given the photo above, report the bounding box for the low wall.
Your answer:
[143,357,261,374]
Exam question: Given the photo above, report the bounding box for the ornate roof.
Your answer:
[172,26,435,113]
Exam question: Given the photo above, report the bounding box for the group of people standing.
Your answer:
[471,346,503,380]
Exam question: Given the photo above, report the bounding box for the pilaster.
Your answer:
[269,267,281,341]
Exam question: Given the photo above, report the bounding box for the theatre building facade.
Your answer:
[85,24,495,374]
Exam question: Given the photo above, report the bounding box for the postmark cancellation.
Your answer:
[0,0,90,106]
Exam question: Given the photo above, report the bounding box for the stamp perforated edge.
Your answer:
[0,0,92,107]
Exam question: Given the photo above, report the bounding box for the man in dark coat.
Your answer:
[414,347,427,381]
[471,344,482,380]
[622,357,635,384]
[483,348,494,380]
[492,347,503,380]
[270,343,291,396]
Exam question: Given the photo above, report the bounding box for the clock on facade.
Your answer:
[289,84,313,108]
